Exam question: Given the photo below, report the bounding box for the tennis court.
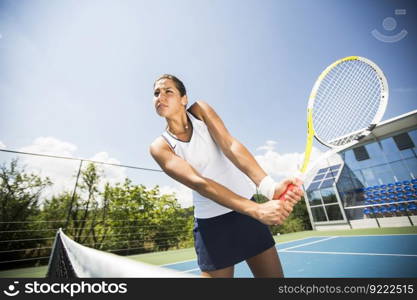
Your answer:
[1,229,416,278]
[162,234,417,277]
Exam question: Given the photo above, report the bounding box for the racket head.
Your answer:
[308,56,388,148]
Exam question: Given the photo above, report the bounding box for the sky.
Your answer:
[0,0,416,207]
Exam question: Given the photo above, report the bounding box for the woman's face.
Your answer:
[153,78,187,118]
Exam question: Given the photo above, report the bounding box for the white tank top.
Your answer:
[161,111,255,218]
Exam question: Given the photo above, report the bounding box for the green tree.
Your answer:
[0,158,52,269]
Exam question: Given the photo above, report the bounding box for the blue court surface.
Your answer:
[162,234,417,277]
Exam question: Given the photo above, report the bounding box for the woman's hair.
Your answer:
[154,74,187,97]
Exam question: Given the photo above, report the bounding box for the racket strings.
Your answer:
[315,62,358,143]
[313,60,382,146]
[317,62,360,142]
[331,63,380,144]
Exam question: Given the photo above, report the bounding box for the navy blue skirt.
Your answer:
[193,209,276,271]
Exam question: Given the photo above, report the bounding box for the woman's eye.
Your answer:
[154,91,159,96]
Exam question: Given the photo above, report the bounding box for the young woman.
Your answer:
[150,74,303,278]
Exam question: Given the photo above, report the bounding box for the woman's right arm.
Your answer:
[149,137,292,225]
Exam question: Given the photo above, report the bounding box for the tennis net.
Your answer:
[46,228,196,278]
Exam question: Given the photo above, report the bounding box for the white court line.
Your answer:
[280,236,339,251]
[283,250,417,257]
[314,233,417,238]
[179,268,200,273]
[161,258,197,267]
[276,236,320,246]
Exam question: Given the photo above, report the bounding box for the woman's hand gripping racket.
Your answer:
[277,56,389,201]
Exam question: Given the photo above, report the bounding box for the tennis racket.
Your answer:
[278,56,388,200]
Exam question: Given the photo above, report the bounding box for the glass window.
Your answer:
[403,157,417,179]
[393,132,415,150]
[330,164,342,171]
[311,206,327,222]
[325,204,344,221]
[398,129,417,160]
[380,137,402,163]
[307,182,321,191]
[400,148,417,159]
[313,174,325,181]
[344,207,366,220]
[353,146,370,161]
[362,168,378,186]
[390,160,411,181]
[409,129,417,147]
[325,172,335,179]
[353,170,366,186]
[317,168,328,174]
[321,187,338,204]
[320,179,334,189]
[366,142,386,165]
[307,190,322,206]
[371,164,395,185]
[342,150,359,171]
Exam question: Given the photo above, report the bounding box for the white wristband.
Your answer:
[258,175,276,200]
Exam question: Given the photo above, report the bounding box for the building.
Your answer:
[304,110,417,230]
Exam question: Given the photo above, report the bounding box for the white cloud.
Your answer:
[12,136,194,208]
[16,137,127,201]
[158,184,193,208]
[255,140,324,182]
[87,152,126,188]
[0,141,6,149]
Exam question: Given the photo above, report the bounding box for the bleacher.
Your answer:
[361,179,417,218]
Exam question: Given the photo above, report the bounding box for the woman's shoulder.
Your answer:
[188,100,214,122]
[149,135,172,156]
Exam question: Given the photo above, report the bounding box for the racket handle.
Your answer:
[277,177,303,201]
[278,184,295,201]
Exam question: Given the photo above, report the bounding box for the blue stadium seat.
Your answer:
[411,179,417,184]
[412,184,417,190]
[402,180,410,185]
[398,204,406,212]
[389,205,397,213]
[404,186,412,192]
[363,208,372,216]
[372,185,379,190]
[395,187,403,193]
[387,188,394,193]
[366,192,373,198]
[380,184,387,189]
[407,203,417,213]
[405,192,413,198]
[373,207,380,215]
[380,206,388,215]
[381,195,387,201]
[373,191,380,196]
[388,183,395,188]
[364,200,371,205]
[395,181,403,187]
[380,190,387,195]
[388,194,396,200]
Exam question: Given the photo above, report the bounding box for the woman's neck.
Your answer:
[166,110,190,136]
